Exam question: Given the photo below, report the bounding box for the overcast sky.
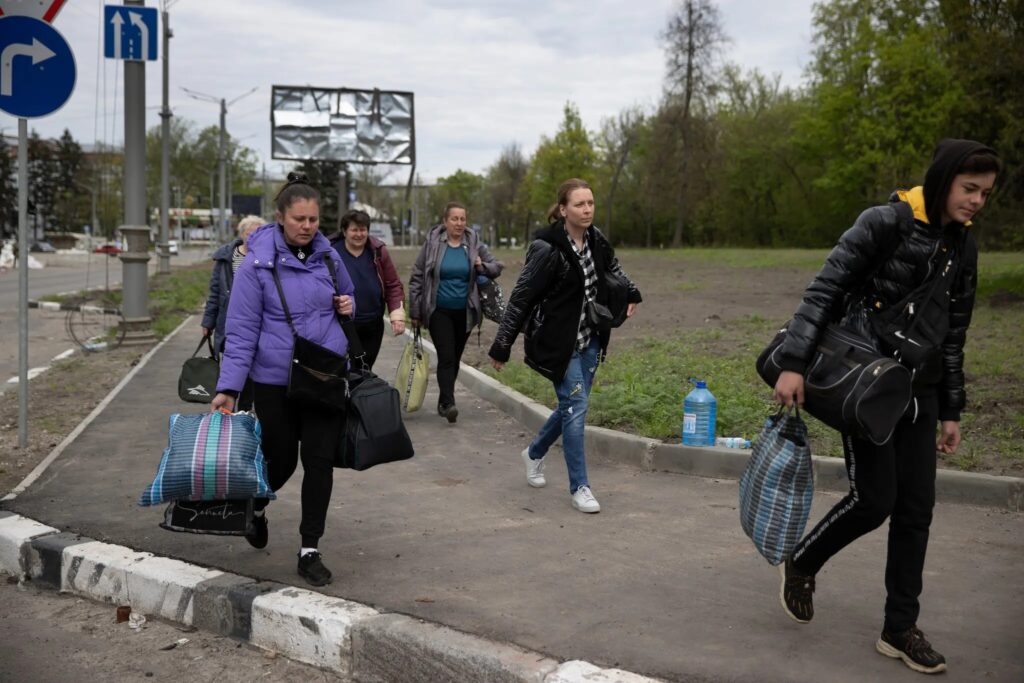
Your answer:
[6,0,816,183]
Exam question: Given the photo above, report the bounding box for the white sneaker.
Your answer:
[522,448,546,488]
[571,485,600,513]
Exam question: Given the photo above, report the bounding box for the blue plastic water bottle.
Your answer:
[682,379,717,447]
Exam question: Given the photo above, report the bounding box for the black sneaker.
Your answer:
[297,551,332,587]
[246,513,268,549]
[438,403,458,423]
[876,626,947,674]
[779,557,815,623]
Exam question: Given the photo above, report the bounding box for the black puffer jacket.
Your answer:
[489,222,642,382]
[777,186,977,421]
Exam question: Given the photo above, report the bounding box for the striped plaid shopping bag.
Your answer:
[738,409,814,565]
[138,410,275,506]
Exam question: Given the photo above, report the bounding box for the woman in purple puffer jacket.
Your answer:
[211,172,355,587]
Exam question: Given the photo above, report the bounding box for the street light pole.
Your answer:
[182,85,257,244]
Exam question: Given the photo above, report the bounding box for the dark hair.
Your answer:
[340,209,371,232]
[546,178,592,223]
[274,172,320,215]
[443,202,466,220]
[958,151,1002,176]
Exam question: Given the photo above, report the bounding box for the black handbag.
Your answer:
[586,268,631,330]
[335,365,415,470]
[756,322,912,446]
[270,263,349,412]
[178,332,220,403]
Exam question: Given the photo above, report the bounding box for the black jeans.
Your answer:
[252,382,340,549]
[351,317,385,371]
[791,394,939,632]
[428,307,469,409]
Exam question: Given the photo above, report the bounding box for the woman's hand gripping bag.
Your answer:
[738,409,814,566]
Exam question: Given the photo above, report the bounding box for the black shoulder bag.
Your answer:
[756,210,961,446]
[317,261,415,471]
[270,261,349,412]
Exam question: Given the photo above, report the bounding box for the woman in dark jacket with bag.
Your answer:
[773,140,1000,674]
[330,209,405,370]
[489,178,641,514]
[409,202,502,422]
[201,214,263,408]
[210,172,355,587]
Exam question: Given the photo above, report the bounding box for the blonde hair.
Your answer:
[236,215,264,236]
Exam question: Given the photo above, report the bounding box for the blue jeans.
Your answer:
[527,338,600,493]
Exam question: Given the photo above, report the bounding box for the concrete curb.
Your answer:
[0,513,665,682]
[435,337,1024,512]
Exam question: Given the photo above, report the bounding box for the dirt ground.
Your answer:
[0,579,341,682]
[0,247,1017,502]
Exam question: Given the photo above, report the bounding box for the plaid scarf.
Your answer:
[566,228,597,352]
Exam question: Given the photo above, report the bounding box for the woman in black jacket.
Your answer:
[774,140,1000,675]
[489,178,641,514]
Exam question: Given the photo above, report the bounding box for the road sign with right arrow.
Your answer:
[0,15,76,118]
[104,4,157,61]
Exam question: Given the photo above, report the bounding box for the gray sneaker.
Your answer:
[522,448,546,488]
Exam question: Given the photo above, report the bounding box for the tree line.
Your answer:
[0,119,260,241]
[5,0,1019,250]
[420,0,1023,249]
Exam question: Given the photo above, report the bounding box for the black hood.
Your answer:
[923,138,996,226]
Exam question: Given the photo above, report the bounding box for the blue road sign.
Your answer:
[0,15,76,118]
[104,5,157,61]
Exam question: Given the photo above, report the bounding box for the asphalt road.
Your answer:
[0,248,212,389]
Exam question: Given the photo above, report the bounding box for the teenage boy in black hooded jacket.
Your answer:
[773,139,1000,675]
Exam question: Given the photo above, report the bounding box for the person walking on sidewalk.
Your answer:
[409,202,502,423]
[201,214,263,410]
[772,140,1001,674]
[330,209,406,371]
[210,172,355,588]
[488,178,641,514]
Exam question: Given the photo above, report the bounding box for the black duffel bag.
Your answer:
[756,321,912,446]
[335,366,415,471]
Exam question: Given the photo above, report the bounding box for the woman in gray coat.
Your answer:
[409,202,502,422]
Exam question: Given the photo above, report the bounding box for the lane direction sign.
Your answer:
[104,4,157,61]
[0,15,76,118]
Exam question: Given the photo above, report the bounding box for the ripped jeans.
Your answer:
[527,338,600,493]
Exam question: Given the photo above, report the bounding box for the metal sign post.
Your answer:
[0,13,76,448]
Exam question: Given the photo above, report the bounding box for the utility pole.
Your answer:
[157,2,174,274]
[182,85,256,244]
[120,0,156,345]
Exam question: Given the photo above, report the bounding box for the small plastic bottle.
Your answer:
[682,379,716,447]
[715,436,751,449]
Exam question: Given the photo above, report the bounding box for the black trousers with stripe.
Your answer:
[791,394,939,632]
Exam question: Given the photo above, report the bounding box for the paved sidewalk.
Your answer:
[3,323,1022,682]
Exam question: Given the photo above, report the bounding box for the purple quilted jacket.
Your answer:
[216,224,355,391]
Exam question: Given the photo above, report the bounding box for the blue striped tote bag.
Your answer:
[738,409,814,565]
[138,410,275,506]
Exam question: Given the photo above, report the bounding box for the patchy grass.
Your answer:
[487,303,1023,474]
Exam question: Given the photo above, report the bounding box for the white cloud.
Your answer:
[5,0,814,182]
